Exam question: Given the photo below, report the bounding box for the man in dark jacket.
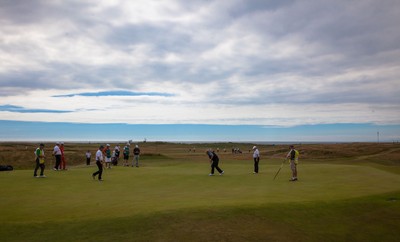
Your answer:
[133,145,141,167]
[206,149,224,176]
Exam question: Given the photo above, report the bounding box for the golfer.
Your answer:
[132,145,140,167]
[53,142,62,171]
[92,145,104,181]
[252,146,260,174]
[206,149,224,176]
[286,145,299,181]
[34,143,46,178]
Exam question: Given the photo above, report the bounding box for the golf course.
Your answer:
[0,142,399,242]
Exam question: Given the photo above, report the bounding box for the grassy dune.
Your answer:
[0,142,399,241]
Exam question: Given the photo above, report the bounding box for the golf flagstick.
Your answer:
[273,159,287,180]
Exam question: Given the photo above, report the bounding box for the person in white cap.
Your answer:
[252,146,260,174]
[104,144,112,169]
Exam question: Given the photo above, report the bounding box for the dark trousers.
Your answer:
[86,158,91,165]
[211,160,223,174]
[254,157,259,173]
[93,160,103,180]
[34,159,45,176]
[54,155,61,169]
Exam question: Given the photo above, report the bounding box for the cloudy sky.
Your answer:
[0,0,399,141]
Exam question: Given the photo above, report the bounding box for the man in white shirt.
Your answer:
[53,142,62,171]
[92,145,104,181]
[252,146,260,174]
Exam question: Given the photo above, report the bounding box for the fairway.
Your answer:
[1,142,400,241]
[1,161,400,223]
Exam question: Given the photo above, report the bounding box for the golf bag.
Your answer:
[112,157,118,166]
[0,165,13,171]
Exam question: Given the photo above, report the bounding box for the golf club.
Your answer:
[273,159,287,180]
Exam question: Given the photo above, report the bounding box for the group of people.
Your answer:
[253,144,299,181]
[92,143,141,181]
[33,142,67,178]
[205,145,260,176]
[206,145,299,181]
[34,142,299,182]
[53,142,67,171]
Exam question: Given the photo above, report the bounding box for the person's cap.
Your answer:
[60,142,64,145]
[40,143,45,146]
[56,142,60,145]
[252,146,257,149]
[106,144,110,147]
[135,145,138,148]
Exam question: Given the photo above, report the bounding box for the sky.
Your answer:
[0,0,399,142]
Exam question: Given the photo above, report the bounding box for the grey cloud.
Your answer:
[0,0,399,110]
[0,0,89,25]
[105,24,193,53]
[228,0,295,18]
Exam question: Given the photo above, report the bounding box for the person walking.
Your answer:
[92,145,104,181]
[252,146,260,174]
[132,145,141,167]
[206,149,224,176]
[286,145,299,181]
[34,143,46,178]
[85,150,91,165]
[123,143,130,167]
[53,142,62,171]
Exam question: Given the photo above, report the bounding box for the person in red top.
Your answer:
[60,142,67,170]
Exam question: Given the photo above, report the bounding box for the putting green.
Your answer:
[1,161,399,224]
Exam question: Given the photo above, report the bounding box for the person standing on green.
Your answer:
[123,143,130,167]
[34,143,46,178]
[53,142,62,170]
[85,150,91,165]
[252,146,260,174]
[286,145,299,181]
[132,145,141,167]
[104,144,112,169]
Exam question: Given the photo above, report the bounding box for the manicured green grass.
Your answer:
[1,159,400,241]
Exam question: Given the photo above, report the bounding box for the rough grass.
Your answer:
[0,142,400,241]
